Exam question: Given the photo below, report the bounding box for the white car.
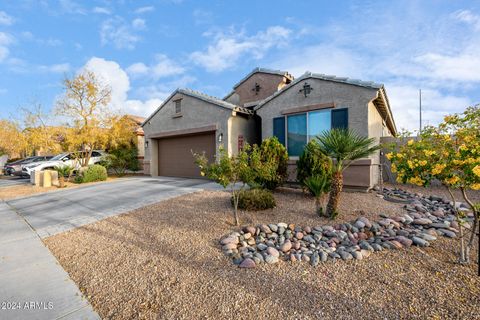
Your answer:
[22,151,106,177]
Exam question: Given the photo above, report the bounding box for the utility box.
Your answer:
[50,171,59,186]
[31,170,41,186]
[42,170,52,187]
[30,170,59,187]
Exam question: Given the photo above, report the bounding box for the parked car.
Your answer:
[4,156,53,177]
[21,151,106,177]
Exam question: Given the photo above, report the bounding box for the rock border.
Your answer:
[220,188,474,268]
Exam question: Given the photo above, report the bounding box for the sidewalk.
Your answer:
[0,202,99,320]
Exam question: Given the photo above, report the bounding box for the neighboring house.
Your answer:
[142,68,397,189]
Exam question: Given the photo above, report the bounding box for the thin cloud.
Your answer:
[93,7,111,15]
[0,11,14,26]
[190,26,291,72]
[0,32,13,62]
[100,17,141,50]
[127,54,185,79]
[132,18,146,30]
[59,0,86,15]
[134,6,155,14]
[38,63,71,73]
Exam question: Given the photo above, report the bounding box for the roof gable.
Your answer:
[255,71,397,136]
[142,88,252,126]
[232,67,293,90]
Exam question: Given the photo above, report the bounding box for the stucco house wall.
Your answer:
[367,100,388,186]
[228,114,257,155]
[256,76,391,189]
[225,72,292,107]
[142,90,254,176]
[142,92,231,176]
[257,78,378,140]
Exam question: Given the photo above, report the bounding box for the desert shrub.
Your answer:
[54,165,74,187]
[297,139,332,191]
[233,188,276,211]
[105,145,140,176]
[253,137,289,190]
[304,174,331,217]
[75,164,107,183]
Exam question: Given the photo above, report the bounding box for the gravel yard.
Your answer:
[45,185,480,320]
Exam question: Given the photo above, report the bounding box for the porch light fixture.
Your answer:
[145,140,149,148]
[218,133,223,143]
[299,82,313,97]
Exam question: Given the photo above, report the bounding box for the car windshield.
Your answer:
[50,153,68,161]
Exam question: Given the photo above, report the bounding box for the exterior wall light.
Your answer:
[145,140,149,148]
[218,133,223,143]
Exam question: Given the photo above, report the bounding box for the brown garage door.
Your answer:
[158,132,216,178]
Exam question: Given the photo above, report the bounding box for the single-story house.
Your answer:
[142,67,397,189]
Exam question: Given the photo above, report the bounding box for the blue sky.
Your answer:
[0,0,479,131]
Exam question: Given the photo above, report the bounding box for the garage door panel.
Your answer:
[158,132,215,178]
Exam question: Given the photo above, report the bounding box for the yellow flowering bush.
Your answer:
[388,106,480,264]
[388,106,480,191]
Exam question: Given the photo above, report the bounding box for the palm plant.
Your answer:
[54,165,74,188]
[315,128,381,218]
[304,174,331,217]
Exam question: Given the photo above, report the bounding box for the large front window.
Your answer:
[287,113,307,157]
[287,110,331,156]
[273,108,348,157]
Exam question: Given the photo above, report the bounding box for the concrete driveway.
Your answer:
[6,176,219,239]
[0,176,30,188]
[1,176,220,319]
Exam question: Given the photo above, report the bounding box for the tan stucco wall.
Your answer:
[257,78,378,140]
[142,93,233,176]
[367,101,384,186]
[228,114,257,155]
[256,78,382,189]
[226,72,290,106]
[137,135,145,157]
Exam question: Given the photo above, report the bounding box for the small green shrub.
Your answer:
[254,137,289,190]
[54,165,74,178]
[304,174,331,216]
[105,145,140,176]
[75,164,107,183]
[297,139,332,191]
[233,188,276,211]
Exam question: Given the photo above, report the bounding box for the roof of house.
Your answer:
[127,115,146,125]
[255,71,397,135]
[223,67,294,100]
[141,88,252,126]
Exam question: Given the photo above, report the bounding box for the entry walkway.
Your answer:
[0,202,99,319]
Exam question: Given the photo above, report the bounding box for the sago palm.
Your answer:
[315,129,381,218]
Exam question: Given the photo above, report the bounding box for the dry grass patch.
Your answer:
[45,187,480,320]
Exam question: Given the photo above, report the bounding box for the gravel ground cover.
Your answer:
[45,185,480,320]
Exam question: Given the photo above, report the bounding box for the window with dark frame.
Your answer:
[273,108,349,157]
[174,99,182,114]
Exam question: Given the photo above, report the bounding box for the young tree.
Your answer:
[195,145,256,226]
[387,105,479,264]
[55,70,112,167]
[316,129,381,219]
